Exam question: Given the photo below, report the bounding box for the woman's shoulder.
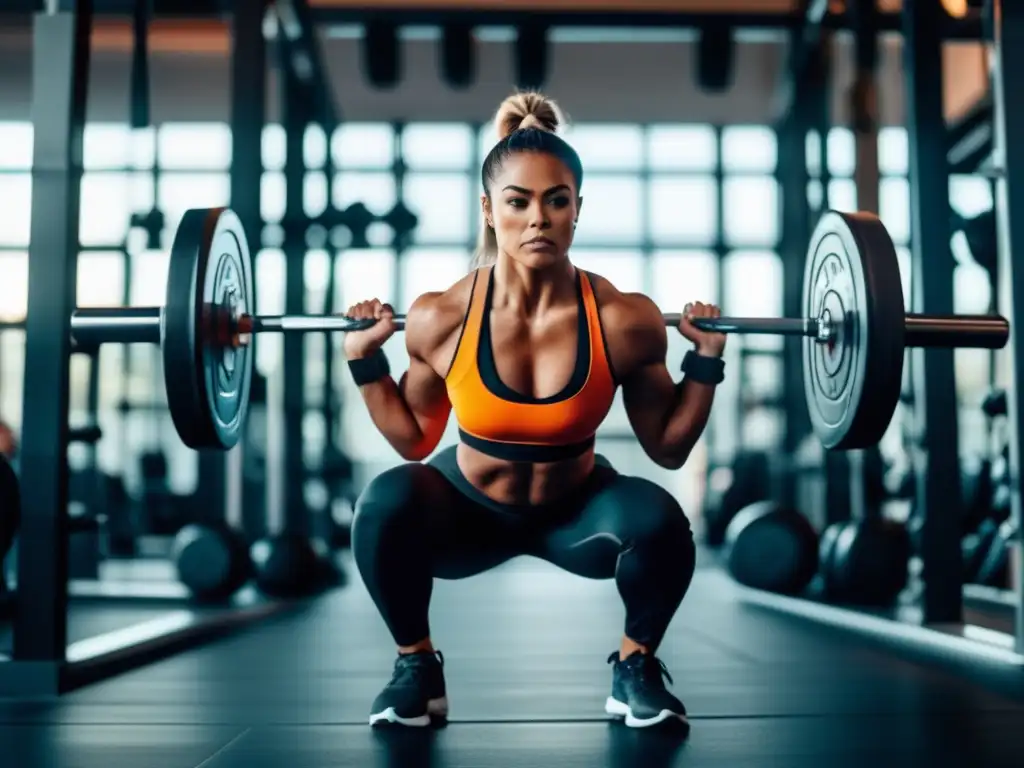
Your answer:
[584,271,664,334]
[584,271,667,373]
[405,269,480,355]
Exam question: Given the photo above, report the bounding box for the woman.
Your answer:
[0,421,16,461]
[345,92,727,731]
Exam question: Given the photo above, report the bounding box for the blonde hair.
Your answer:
[471,91,568,269]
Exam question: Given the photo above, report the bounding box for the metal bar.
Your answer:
[776,24,816,509]
[232,0,268,543]
[249,313,822,338]
[129,0,150,129]
[947,93,994,175]
[306,8,982,37]
[847,0,883,526]
[11,0,93,679]
[280,58,310,538]
[904,314,1010,349]
[0,1,988,37]
[773,0,833,122]
[989,0,1024,655]
[69,307,162,346]
[903,0,963,626]
[684,316,818,337]
[271,0,339,133]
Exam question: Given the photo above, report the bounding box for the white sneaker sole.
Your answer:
[369,696,449,728]
[605,696,688,728]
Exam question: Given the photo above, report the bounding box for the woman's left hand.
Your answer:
[677,301,727,358]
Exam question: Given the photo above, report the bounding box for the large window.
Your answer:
[9,118,994,496]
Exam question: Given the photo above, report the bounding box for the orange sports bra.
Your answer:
[445,266,617,463]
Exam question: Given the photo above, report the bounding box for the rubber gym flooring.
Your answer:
[2,550,1024,767]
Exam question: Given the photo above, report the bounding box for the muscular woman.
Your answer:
[0,421,16,461]
[345,92,727,731]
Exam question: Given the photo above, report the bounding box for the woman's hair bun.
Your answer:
[493,91,565,139]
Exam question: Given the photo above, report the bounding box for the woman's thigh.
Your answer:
[353,458,529,580]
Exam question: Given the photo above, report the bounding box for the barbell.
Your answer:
[55,207,1008,452]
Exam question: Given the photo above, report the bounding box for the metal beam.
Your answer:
[280,60,311,538]
[903,0,963,626]
[308,8,983,37]
[989,0,1024,655]
[11,0,93,685]
[271,0,339,133]
[2,0,229,13]
[947,93,994,175]
[0,0,987,39]
[773,0,831,124]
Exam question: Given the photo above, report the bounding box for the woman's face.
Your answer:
[484,152,581,270]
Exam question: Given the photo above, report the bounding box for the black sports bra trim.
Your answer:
[476,269,590,405]
[458,430,595,462]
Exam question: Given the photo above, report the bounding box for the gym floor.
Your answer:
[0,551,1022,767]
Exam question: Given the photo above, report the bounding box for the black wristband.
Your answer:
[681,350,725,385]
[348,349,391,386]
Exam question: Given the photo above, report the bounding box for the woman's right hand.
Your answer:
[342,299,399,360]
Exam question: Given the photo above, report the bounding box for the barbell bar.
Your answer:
[240,310,1009,350]
[67,304,1010,351]
[17,207,1013,453]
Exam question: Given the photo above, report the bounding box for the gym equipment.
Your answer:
[0,456,19,592]
[982,388,1008,419]
[63,207,255,451]
[250,534,324,598]
[703,451,773,548]
[724,500,819,595]
[138,450,183,534]
[974,519,1016,588]
[54,208,1009,454]
[171,523,252,602]
[818,518,912,606]
[961,457,995,535]
[67,509,103,580]
[963,518,1000,584]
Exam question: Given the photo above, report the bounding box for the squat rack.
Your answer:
[743,0,1024,669]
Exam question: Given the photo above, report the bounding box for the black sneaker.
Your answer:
[604,651,688,729]
[369,650,449,727]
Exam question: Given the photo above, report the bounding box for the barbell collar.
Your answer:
[70,307,163,347]
[903,313,1009,349]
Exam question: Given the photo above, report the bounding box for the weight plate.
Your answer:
[802,211,906,450]
[163,208,254,450]
[0,455,20,560]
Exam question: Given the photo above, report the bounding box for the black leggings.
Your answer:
[351,446,697,651]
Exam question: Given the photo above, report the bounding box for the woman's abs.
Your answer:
[455,442,596,506]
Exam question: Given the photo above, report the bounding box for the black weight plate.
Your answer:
[0,455,20,562]
[725,500,819,595]
[251,534,322,597]
[828,519,911,605]
[802,211,906,450]
[164,208,254,450]
[172,523,252,601]
[817,521,845,593]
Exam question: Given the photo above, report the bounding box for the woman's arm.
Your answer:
[612,295,723,469]
[349,293,455,461]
